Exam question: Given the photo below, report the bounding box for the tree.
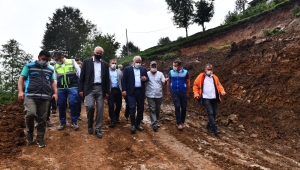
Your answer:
[42,6,95,58]
[120,41,140,57]
[193,0,214,32]
[0,39,32,101]
[235,0,248,12]
[157,37,171,46]
[223,11,239,24]
[165,0,194,37]
[79,30,120,62]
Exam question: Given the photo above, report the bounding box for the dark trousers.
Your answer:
[108,88,122,123]
[78,94,83,118]
[128,88,144,126]
[124,96,130,118]
[202,98,218,128]
[51,98,57,111]
[171,92,187,125]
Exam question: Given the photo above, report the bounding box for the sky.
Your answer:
[0,0,237,58]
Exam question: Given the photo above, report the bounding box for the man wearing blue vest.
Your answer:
[53,52,81,130]
[18,50,58,148]
[167,60,190,131]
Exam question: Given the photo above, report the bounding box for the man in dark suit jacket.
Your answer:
[122,56,149,134]
[79,46,110,138]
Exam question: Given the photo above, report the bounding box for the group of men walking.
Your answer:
[18,46,226,148]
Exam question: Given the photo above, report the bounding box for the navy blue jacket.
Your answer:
[122,66,148,96]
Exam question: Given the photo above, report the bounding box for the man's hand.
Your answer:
[105,93,109,99]
[52,94,58,101]
[18,92,24,101]
[79,91,84,98]
[141,76,147,81]
[165,77,169,82]
[122,91,127,97]
[221,91,226,96]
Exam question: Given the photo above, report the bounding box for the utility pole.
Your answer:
[126,28,129,56]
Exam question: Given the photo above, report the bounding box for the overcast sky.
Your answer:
[0,0,237,57]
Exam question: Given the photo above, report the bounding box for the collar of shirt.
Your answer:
[93,57,101,63]
[205,74,214,78]
[132,66,140,69]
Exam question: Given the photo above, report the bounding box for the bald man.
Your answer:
[79,46,110,138]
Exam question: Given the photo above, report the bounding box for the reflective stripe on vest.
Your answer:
[55,59,76,88]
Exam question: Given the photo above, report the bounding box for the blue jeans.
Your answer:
[202,98,218,128]
[58,88,78,124]
[171,92,187,125]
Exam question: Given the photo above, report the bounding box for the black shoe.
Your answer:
[153,125,158,132]
[95,130,103,138]
[157,124,160,128]
[206,123,213,133]
[213,126,220,135]
[136,125,144,131]
[88,128,93,134]
[140,120,144,124]
[37,138,46,148]
[52,110,56,114]
[109,122,115,128]
[78,116,82,120]
[26,133,33,143]
[125,117,129,121]
[131,125,136,134]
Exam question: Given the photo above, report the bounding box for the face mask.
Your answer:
[173,66,177,71]
[134,63,141,69]
[94,54,102,60]
[151,68,157,72]
[39,60,47,66]
[111,64,116,70]
[206,70,212,76]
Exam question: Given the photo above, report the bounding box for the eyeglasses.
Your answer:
[207,69,213,71]
[111,63,116,64]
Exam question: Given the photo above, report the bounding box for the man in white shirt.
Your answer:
[146,61,168,132]
[193,63,226,135]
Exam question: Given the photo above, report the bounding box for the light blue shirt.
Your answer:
[109,69,118,88]
[93,58,102,83]
[133,66,141,87]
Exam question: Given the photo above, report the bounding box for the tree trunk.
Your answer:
[202,24,206,32]
[185,27,188,37]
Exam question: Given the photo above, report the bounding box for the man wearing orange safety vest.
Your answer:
[193,63,226,135]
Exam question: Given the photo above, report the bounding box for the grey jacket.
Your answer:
[109,69,123,92]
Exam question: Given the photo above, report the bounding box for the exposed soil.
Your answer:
[2,1,300,169]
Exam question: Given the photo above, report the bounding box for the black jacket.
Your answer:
[79,58,110,97]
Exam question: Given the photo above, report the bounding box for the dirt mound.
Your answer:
[0,100,26,156]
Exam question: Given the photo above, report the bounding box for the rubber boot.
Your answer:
[130,114,136,134]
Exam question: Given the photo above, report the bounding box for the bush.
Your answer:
[221,44,231,49]
[207,46,216,51]
[291,5,300,17]
[262,27,286,37]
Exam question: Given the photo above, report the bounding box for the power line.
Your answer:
[128,26,174,34]
[117,32,126,41]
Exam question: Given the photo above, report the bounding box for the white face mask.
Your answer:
[150,68,157,72]
[173,66,178,71]
[111,64,116,70]
[134,63,141,69]
[206,70,212,76]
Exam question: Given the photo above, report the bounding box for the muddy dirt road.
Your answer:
[1,98,300,170]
